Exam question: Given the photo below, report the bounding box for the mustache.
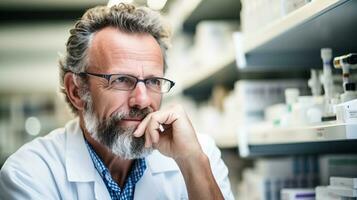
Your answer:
[112,107,153,121]
[104,107,153,128]
[128,107,153,119]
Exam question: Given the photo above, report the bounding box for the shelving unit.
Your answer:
[167,0,357,159]
[238,0,357,69]
[168,0,357,198]
[233,0,357,159]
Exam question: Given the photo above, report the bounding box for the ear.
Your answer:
[64,73,86,112]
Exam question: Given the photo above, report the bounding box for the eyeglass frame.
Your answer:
[74,71,175,94]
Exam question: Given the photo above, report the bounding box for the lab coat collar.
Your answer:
[65,118,97,182]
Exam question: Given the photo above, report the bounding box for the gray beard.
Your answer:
[82,93,153,159]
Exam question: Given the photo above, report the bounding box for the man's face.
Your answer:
[81,27,164,159]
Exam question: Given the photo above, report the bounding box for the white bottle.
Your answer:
[320,48,335,118]
[280,88,299,126]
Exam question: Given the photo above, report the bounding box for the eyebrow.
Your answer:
[109,69,164,78]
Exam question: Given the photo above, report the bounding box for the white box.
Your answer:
[315,186,340,200]
[328,185,357,197]
[330,177,357,189]
[281,188,315,200]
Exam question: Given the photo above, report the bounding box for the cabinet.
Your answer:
[236,0,357,158]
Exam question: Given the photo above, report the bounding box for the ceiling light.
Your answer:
[147,0,167,10]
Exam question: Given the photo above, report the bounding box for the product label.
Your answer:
[347,110,357,119]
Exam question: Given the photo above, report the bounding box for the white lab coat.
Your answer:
[0,119,234,200]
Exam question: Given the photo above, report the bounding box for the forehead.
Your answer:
[87,27,164,75]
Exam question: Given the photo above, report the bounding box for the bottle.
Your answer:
[280,88,299,126]
[340,82,357,102]
[333,53,357,103]
[320,48,335,120]
[308,69,322,97]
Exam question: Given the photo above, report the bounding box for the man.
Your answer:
[0,3,233,199]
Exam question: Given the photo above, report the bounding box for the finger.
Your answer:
[133,113,152,137]
[146,111,178,143]
[146,131,161,148]
[152,110,179,128]
[144,129,152,148]
[147,117,161,144]
[146,127,160,146]
[134,109,178,140]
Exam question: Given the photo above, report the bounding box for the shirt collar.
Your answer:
[84,140,147,183]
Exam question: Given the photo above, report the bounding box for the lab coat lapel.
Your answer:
[64,119,110,199]
[65,119,95,182]
[134,150,181,199]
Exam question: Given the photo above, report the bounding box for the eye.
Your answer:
[109,75,137,90]
[147,78,162,86]
[112,76,132,84]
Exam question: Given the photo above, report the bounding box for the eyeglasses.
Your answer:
[77,72,175,93]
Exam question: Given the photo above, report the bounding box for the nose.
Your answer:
[129,82,151,109]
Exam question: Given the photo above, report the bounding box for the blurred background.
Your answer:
[1,0,357,199]
[0,0,98,165]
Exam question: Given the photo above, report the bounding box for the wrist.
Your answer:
[174,151,224,200]
[175,151,208,172]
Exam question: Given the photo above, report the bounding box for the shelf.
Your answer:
[212,132,238,148]
[238,0,357,69]
[217,141,237,149]
[239,122,357,157]
[181,56,309,101]
[182,56,238,101]
[246,140,357,157]
[182,0,240,33]
[249,123,357,145]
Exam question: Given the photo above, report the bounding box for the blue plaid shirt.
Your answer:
[85,141,146,200]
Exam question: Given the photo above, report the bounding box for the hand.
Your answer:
[133,104,225,199]
[133,104,203,161]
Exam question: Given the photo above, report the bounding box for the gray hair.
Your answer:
[59,3,171,114]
